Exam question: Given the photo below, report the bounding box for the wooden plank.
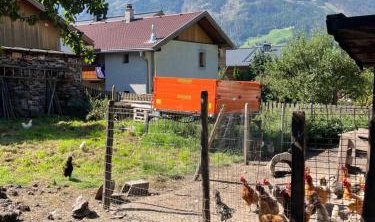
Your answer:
[200,91,210,222]
[177,23,213,44]
[291,111,305,222]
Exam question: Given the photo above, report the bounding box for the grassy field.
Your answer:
[0,116,242,189]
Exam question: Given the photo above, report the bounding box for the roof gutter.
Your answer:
[95,48,154,53]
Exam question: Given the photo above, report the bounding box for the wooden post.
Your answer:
[244,103,249,165]
[193,105,225,181]
[111,85,116,102]
[103,100,115,209]
[280,102,286,150]
[200,91,210,222]
[363,70,375,220]
[144,110,149,134]
[291,111,305,222]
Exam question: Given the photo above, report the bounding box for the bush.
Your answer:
[306,114,368,144]
[65,96,90,119]
[306,117,343,143]
[86,97,108,121]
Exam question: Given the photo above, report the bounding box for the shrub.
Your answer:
[86,97,108,121]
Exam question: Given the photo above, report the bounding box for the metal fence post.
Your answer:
[103,99,114,209]
[200,91,210,222]
[291,111,305,222]
[244,103,249,165]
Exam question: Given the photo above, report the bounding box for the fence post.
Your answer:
[200,91,210,222]
[291,111,305,222]
[363,119,375,220]
[244,103,249,165]
[280,102,286,151]
[103,100,114,209]
[111,85,116,102]
[144,110,149,134]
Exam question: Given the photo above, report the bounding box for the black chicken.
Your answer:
[214,190,234,221]
[63,156,73,178]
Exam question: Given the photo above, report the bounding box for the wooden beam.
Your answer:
[291,111,305,222]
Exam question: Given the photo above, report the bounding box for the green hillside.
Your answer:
[241,27,294,47]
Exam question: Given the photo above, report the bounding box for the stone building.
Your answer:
[0,0,91,118]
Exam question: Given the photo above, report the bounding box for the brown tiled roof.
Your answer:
[76,11,234,52]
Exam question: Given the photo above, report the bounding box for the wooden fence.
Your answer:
[82,86,152,103]
[262,101,371,112]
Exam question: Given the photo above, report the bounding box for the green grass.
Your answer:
[241,27,294,47]
[0,116,240,189]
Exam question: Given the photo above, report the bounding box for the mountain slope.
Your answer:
[76,0,375,46]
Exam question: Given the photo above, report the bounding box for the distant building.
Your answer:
[76,4,234,93]
[225,43,284,79]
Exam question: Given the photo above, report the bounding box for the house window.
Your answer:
[123,53,129,63]
[199,51,206,68]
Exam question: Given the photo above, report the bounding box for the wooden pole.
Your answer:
[291,111,305,222]
[144,110,149,135]
[200,91,210,222]
[363,70,375,220]
[103,100,114,209]
[111,85,116,102]
[244,103,249,165]
[193,105,225,181]
[280,102,286,150]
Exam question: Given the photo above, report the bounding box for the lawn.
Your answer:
[0,116,242,189]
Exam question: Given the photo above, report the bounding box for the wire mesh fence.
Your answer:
[208,103,370,221]
[103,100,371,221]
[103,104,203,221]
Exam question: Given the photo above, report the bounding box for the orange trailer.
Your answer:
[152,76,261,115]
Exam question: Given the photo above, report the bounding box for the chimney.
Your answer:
[125,4,134,23]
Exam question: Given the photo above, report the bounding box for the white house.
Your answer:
[77,4,234,94]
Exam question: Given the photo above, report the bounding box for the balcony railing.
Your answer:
[82,66,103,81]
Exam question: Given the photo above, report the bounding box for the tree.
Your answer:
[0,0,108,62]
[260,32,369,104]
[233,52,272,81]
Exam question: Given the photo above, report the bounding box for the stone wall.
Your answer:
[0,48,83,117]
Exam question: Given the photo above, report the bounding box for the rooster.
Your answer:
[343,179,363,215]
[256,183,279,218]
[339,165,349,183]
[305,174,329,204]
[21,119,32,129]
[214,190,235,221]
[263,179,290,217]
[240,176,259,212]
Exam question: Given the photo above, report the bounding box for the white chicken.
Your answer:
[21,119,32,129]
[80,141,88,152]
